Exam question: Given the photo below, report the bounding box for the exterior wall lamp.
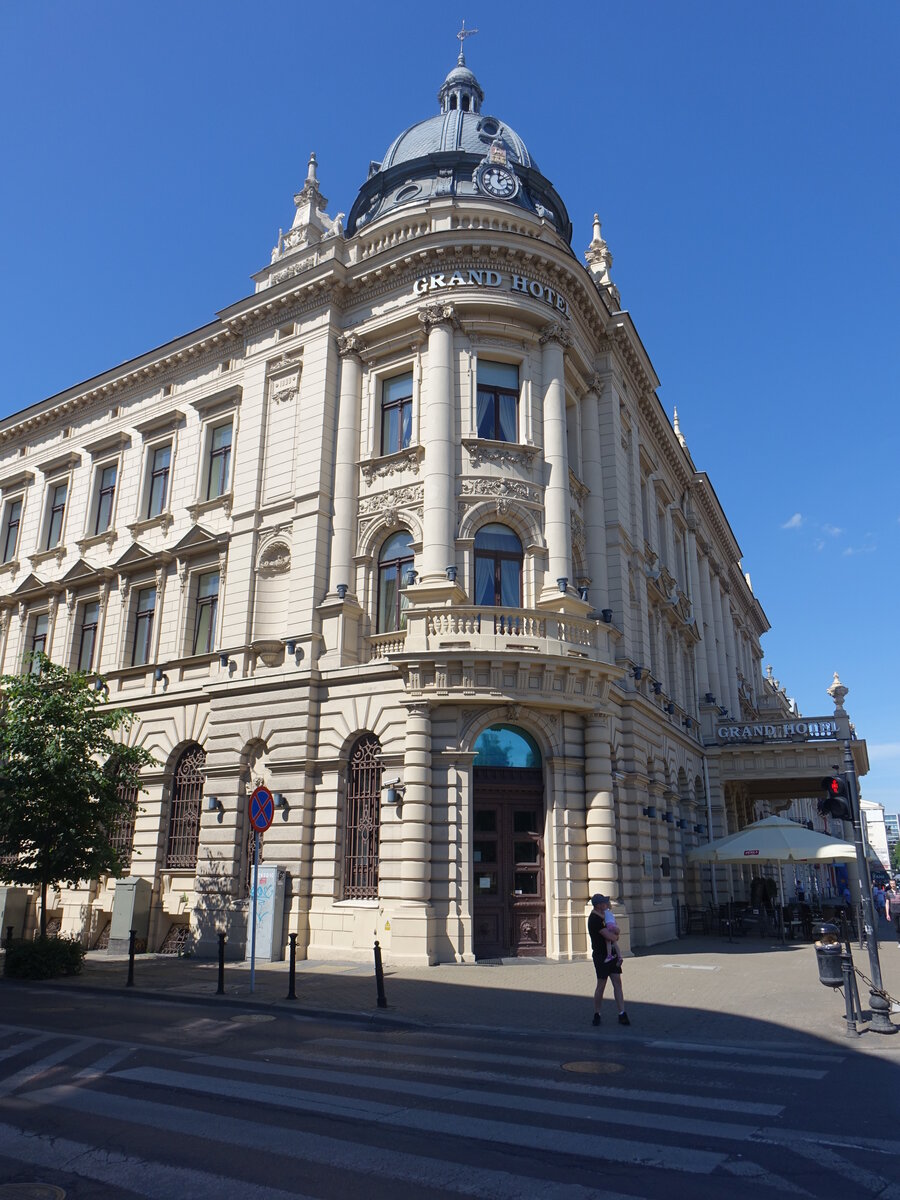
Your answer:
[336,583,348,599]
[207,795,223,812]
[652,681,662,695]
[153,666,169,685]
[446,565,457,582]
[632,666,644,681]
[557,577,569,593]
[704,692,717,705]
[219,653,235,669]
[601,609,613,623]
[285,641,296,656]
[682,717,693,729]
[642,805,657,819]
[272,792,287,809]
[664,702,675,714]
[662,812,674,823]
[383,779,405,805]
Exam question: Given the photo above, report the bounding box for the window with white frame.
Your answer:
[191,571,219,655]
[92,463,118,535]
[205,421,232,500]
[476,361,518,442]
[25,612,50,673]
[130,586,156,666]
[45,481,68,549]
[145,443,172,519]
[76,600,100,673]
[380,373,413,455]
[1,497,23,563]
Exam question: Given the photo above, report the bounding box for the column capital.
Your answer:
[403,700,432,719]
[417,302,460,333]
[336,332,365,360]
[539,321,573,349]
[586,372,604,396]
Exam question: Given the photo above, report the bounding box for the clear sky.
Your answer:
[1,2,897,810]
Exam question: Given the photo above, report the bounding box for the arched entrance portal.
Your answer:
[472,724,545,959]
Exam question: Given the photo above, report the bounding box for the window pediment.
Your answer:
[190,384,242,416]
[37,451,81,476]
[83,431,131,458]
[134,410,185,440]
[0,469,34,494]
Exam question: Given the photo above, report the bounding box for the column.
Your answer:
[540,322,574,593]
[580,377,609,605]
[722,591,741,715]
[710,577,731,713]
[400,702,432,904]
[698,555,721,702]
[417,304,458,584]
[685,524,710,699]
[330,334,364,596]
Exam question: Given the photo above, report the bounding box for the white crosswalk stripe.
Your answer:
[0,1023,889,1199]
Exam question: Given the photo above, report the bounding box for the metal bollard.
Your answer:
[287,933,297,1000]
[5,926,12,951]
[216,932,226,995]
[841,950,860,1037]
[126,929,136,988]
[374,939,387,1009]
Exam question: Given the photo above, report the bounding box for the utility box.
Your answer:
[108,876,152,955]
[246,865,287,962]
[0,888,28,942]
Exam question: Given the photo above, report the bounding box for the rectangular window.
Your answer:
[2,498,22,563]
[206,422,233,500]
[476,361,518,442]
[46,482,68,549]
[380,372,413,455]
[77,601,100,673]
[147,444,171,518]
[94,464,117,535]
[131,587,156,666]
[191,571,219,655]
[27,613,49,673]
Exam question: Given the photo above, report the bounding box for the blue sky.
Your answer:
[1,2,897,810]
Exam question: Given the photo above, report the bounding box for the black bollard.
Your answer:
[841,950,860,1037]
[374,939,387,1009]
[5,926,12,951]
[216,932,226,995]
[287,932,297,1000]
[126,929,136,988]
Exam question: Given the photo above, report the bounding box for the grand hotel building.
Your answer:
[0,50,867,962]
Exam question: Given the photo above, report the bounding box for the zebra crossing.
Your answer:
[0,1019,897,1199]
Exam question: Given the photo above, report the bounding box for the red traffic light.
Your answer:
[818,774,852,820]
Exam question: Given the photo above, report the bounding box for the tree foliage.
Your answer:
[0,655,155,936]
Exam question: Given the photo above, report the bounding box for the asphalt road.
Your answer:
[0,985,897,1200]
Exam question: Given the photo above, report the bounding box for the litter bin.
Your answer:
[814,922,843,988]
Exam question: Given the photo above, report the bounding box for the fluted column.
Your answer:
[721,589,740,715]
[400,702,432,903]
[685,524,709,699]
[585,714,618,901]
[417,304,458,583]
[698,554,721,701]
[330,334,364,596]
[580,376,608,605]
[540,322,574,592]
[710,576,731,712]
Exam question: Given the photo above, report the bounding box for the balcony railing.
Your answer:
[367,605,600,661]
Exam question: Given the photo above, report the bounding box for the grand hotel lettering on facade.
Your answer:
[0,48,867,961]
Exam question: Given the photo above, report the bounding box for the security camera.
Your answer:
[382,776,401,788]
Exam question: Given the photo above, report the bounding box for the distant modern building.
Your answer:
[0,40,868,961]
[861,799,890,871]
[884,813,899,866]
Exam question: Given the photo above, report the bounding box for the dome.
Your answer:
[346,52,571,246]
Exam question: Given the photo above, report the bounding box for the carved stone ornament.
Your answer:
[417,302,460,333]
[587,373,604,396]
[257,540,291,576]
[118,574,130,603]
[66,589,76,616]
[17,602,26,626]
[361,449,421,483]
[463,440,537,470]
[336,332,365,360]
[177,563,188,593]
[154,567,166,595]
[539,321,573,349]
[269,370,300,406]
[357,483,424,517]
[459,477,541,504]
[568,470,589,508]
[270,256,315,286]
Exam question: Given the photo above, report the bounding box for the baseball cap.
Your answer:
[591,893,610,907]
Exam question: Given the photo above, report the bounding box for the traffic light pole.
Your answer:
[842,739,896,1034]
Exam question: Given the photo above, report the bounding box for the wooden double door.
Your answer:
[472,767,545,959]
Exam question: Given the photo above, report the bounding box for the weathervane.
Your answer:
[456,19,478,63]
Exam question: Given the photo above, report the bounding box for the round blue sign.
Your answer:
[249,786,274,832]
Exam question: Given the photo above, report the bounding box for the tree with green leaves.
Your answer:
[0,655,155,938]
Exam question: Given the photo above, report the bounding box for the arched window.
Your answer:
[474,524,522,607]
[473,724,541,768]
[377,531,415,632]
[343,734,382,899]
[165,744,205,869]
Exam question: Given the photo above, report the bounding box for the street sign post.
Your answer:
[248,786,274,993]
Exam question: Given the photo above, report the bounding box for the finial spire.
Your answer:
[306,152,318,187]
[457,19,478,64]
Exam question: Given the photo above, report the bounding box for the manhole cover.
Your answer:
[229,1013,276,1024]
[561,1060,625,1075]
[0,1186,67,1199]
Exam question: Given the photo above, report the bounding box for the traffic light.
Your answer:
[818,774,852,821]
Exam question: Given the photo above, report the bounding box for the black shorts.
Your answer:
[593,951,622,979]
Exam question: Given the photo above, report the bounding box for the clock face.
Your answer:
[477,164,518,199]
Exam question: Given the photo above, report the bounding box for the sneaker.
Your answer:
[618,1011,630,1026]
[592,1012,601,1026]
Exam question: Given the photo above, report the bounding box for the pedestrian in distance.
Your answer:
[886,884,900,948]
[588,894,629,1027]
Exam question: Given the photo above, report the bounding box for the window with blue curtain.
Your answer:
[476,360,518,442]
[377,530,415,632]
[381,372,413,455]
[474,524,522,607]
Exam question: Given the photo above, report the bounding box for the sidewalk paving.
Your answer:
[32,931,900,1054]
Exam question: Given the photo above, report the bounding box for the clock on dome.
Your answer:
[475,162,519,200]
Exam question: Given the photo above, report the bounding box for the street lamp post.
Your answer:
[829,673,896,1035]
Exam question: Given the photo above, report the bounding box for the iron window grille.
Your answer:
[147,444,171,518]
[342,734,382,900]
[2,499,21,563]
[380,373,413,455]
[110,781,137,870]
[94,464,117,535]
[165,744,205,869]
[46,482,67,549]
[131,586,156,666]
[191,571,219,655]
[77,601,100,673]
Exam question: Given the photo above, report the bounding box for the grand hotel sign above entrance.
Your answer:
[413,269,571,318]
[715,718,839,743]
